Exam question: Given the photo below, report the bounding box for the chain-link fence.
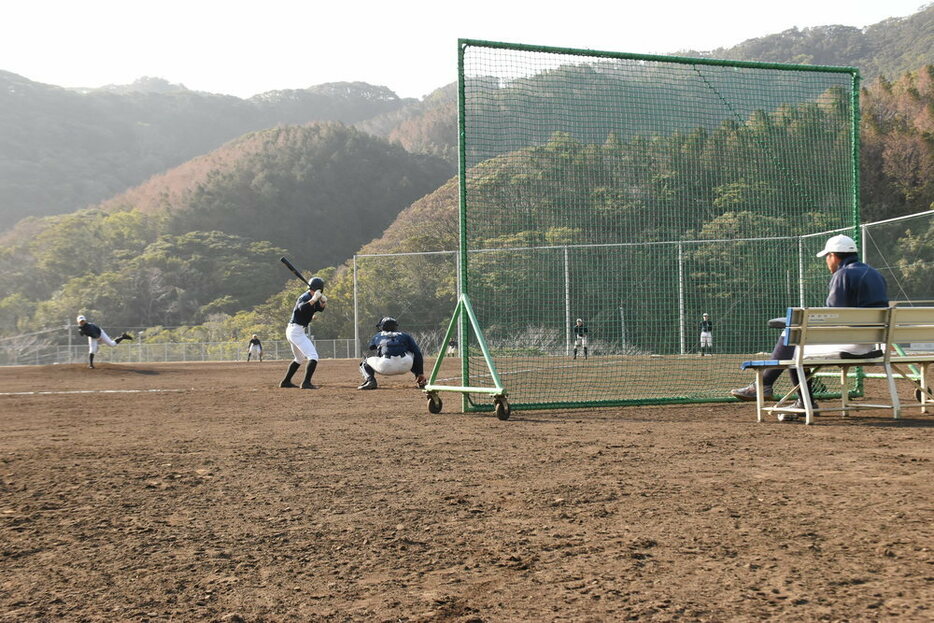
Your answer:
[862,209,934,306]
[3,212,929,368]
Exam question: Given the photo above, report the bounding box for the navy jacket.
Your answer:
[826,256,888,308]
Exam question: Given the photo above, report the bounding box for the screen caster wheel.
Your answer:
[494,396,511,420]
[427,393,443,414]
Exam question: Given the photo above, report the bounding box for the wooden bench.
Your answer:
[739,306,934,424]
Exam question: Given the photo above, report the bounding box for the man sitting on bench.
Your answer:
[730,234,889,414]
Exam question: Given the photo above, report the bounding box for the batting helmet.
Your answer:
[308,276,325,292]
[377,317,399,332]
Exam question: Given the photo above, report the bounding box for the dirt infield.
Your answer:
[1,360,932,622]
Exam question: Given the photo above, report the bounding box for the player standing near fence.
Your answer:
[572,318,589,359]
[280,277,326,389]
[246,334,263,362]
[76,315,132,368]
[699,313,713,356]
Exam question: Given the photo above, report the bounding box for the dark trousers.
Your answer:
[762,333,806,388]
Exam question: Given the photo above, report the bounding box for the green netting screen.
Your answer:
[456,39,860,411]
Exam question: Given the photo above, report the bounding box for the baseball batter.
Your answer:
[76,315,132,368]
[247,334,263,362]
[573,318,589,359]
[358,317,426,390]
[280,277,326,389]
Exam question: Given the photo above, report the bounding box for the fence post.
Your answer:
[678,242,685,355]
[564,246,571,357]
[798,237,805,307]
[353,254,359,358]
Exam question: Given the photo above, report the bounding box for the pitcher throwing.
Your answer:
[76,315,132,368]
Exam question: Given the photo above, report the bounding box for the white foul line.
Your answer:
[0,389,188,396]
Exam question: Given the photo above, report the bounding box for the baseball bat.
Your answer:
[280,256,308,286]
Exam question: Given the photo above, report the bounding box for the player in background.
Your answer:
[76,315,132,368]
[280,277,326,389]
[699,312,713,356]
[358,317,427,390]
[573,318,589,359]
[246,334,263,362]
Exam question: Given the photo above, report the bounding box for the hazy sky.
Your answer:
[2,0,928,99]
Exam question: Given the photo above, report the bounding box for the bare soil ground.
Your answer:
[1,360,932,622]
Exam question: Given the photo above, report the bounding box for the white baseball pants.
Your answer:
[88,330,117,354]
[363,353,414,377]
[286,323,318,363]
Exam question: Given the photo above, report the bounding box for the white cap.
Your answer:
[816,234,857,257]
[76,315,86,323]
[703,312,709,317]
[576,318,582,323]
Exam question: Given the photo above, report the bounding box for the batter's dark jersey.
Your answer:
[289,292,324,326]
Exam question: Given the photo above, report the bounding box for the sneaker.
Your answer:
[357,377,377,390]
[279,380,298,388]
[730,383,773,401]
[777,398,819,422]
[792,397,819,413]
[300,382,318,390]
[121,332,133,341]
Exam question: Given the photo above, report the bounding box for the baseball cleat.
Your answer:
[300,382,318,390]
[279,380,298,388]
[357,377,377,390]
[730,384,773,401]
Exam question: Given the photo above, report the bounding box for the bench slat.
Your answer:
[788,307,889,326]
[785,326,887,344]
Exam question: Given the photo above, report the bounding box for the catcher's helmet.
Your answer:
[377,317,399,332]
[308,276,325,292]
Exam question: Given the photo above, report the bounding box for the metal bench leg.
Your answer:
[884,362,901,419]
[918,362,934,415]
[755,370,766,423]
[921,363,930,415]
[839,366,851,417]
[797,363,815,425]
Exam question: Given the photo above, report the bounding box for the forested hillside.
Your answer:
[0,74,413,229]
[861,66,934,221]
[0,123,451,333]
[683,4,934,81]
[355,84,458,163]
